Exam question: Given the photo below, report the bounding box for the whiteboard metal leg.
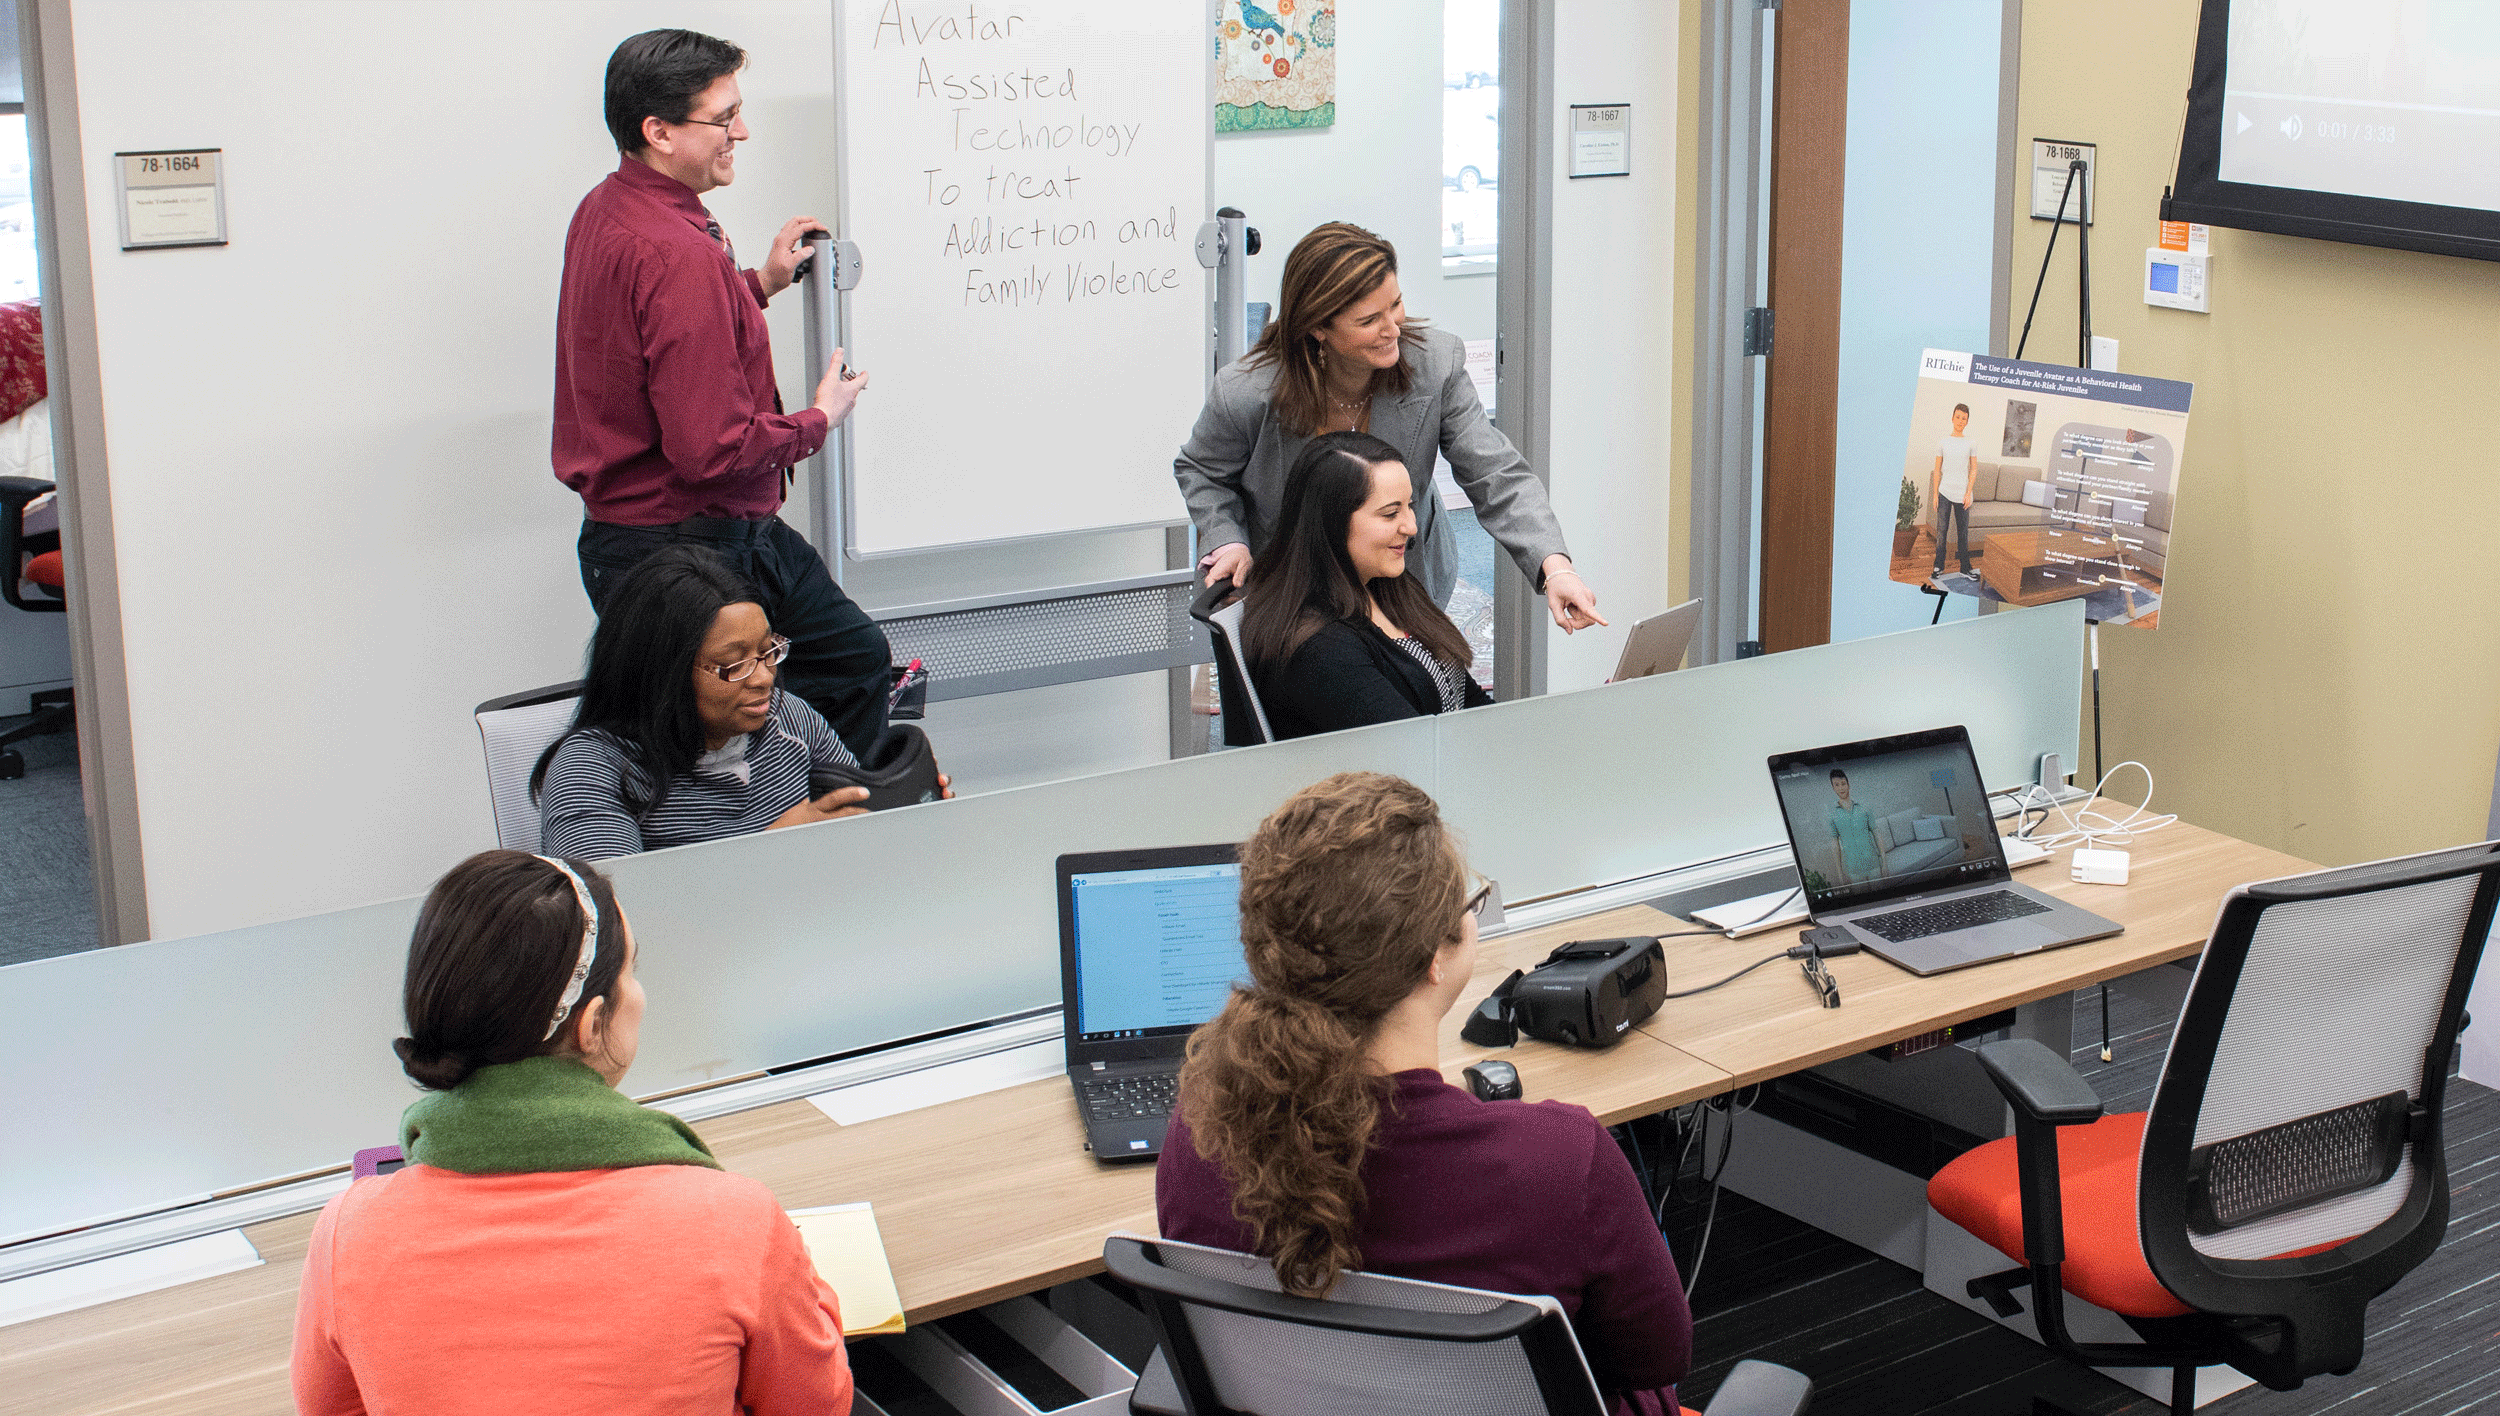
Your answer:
[1167,524,1206,758]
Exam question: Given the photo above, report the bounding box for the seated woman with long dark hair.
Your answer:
[1236,432,1491,741]
[291,850,852,1413]
[1157,772,1692,1415]
[534,544,942,860]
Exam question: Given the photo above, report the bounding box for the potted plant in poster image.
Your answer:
[1894,478,1921,558]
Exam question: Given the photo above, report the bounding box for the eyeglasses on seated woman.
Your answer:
[531,543,948,861]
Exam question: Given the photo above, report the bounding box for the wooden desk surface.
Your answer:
[2,812,2311,1415]
[1637,807,2316,1087]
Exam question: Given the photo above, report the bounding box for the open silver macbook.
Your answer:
[1611,599,1705,681]
[1766,725,2120,976]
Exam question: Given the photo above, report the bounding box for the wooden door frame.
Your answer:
[1757,0,1848,653]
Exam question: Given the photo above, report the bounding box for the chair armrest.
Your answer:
[0,476,51,516]
[1975,1038,2102,1125]
[1700,1359,1814,1416]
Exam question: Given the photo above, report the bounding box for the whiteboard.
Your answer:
[833,1,1212,555]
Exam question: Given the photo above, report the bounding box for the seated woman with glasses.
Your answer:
[1236,432,1491,741]
[1157,772,1692,1415]
[292,850,853,1413]
[534,544,943,861]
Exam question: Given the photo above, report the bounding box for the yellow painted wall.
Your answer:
[2012,0,2500,866]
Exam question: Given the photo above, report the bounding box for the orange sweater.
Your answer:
[291,1163,852,1415]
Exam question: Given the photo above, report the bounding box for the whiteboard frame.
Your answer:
[822,0,1219,563]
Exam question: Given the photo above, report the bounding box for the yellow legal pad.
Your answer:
[789,1202,907,1337]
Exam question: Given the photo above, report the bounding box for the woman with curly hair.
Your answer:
[1155,772,1691,1414]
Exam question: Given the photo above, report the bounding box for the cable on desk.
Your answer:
[2009,761,2177,852]
[1661,926,1843,1001]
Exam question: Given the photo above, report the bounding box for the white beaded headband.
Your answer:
[534,856,602,1041]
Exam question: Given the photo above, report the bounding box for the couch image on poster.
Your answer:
[1887,350,2190,629]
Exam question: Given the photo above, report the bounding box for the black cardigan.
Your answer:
[1241,617,1494,743]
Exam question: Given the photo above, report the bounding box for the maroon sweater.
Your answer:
[552,160,828,525]
[1157,1069,1692,1416]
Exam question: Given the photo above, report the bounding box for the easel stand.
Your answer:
[2015,158,2090,365]
[2009,158,2106,783]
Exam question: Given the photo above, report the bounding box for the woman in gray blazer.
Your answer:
[1172,222,1605,633]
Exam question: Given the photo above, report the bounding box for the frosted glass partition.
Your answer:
[0,720,1436,1245]
[1438,603,2084,900]
[0,606,2076,1245]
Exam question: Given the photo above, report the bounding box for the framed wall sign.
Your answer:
[115,149,227,250]
[1568,104,1631,179]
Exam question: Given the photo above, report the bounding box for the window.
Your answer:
[1441,0,1499,273]
[0,114,35,303]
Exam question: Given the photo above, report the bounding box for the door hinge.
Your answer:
[1743,306,1774,357]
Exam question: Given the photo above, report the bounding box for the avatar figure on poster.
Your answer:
[1827,769,1885,886]
[1931,402,1977,581]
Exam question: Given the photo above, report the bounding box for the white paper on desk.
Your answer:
[0,1228,262,1328]
[808,1038,1064,1126]
[1691,888,1810,937]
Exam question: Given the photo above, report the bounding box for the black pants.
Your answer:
[578,516,893,756]
[1932,498,1972,574]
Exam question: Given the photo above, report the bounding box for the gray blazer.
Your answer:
[1171,325,1568,603]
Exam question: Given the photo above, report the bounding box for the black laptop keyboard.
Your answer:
[1078,1071,1179,1122]
[1856,890,2049,944]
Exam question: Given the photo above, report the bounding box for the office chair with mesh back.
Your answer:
[1927,841,2500,1416]
[1187,577,1273,745]
[473,681,586,850]
[0,475,68,780]
[1105,1234,1812,1416]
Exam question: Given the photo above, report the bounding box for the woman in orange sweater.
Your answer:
[290,850,852,1415]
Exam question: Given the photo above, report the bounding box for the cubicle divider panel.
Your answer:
[0,899,419,1246]
[1435,601,2086,902]
[605,720,1440,1098]
[0,606,2078,1252]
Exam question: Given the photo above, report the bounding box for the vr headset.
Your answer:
[810,722,943,812]
[1462,936,1667,1049]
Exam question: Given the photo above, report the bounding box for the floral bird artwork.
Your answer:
[1236,0,1288,44]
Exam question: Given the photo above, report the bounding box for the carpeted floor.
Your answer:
[0,706,98,964]
[1672,985,2500,1416]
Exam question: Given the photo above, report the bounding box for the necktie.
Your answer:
[704,218,735,263]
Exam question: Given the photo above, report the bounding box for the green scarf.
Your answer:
[399,1055,721,1174]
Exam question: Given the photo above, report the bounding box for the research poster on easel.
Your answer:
[1888,351,2191,629]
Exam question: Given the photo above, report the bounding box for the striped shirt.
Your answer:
[538,692,857,861]
[1393,633,1470,713]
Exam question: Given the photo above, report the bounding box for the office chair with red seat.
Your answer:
[0,474,68,780]
[1928,841,2500,1415]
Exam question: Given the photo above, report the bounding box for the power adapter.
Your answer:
[2071,848,2131,885]
[1792,928,1861,957]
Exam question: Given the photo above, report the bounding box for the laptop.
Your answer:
[1055,843,1248,1162]
[1611,599,1706,681]
[1766,726,2120,976]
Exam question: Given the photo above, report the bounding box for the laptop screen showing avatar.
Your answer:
[1769,728,2008,914]
[1068,860,1248,1043]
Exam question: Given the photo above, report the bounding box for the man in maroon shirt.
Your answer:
[555,29,891,755]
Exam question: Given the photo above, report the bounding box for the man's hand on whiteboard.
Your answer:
[759,215,829,300]
[1201,542,1252,590]
[813,346,868,428]
[1542,555,1607,634]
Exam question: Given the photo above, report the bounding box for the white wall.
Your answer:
[65,0,1683,939]
[68,0,842,936]
[1212,0,1497,342]
[1542,0,1678,691]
